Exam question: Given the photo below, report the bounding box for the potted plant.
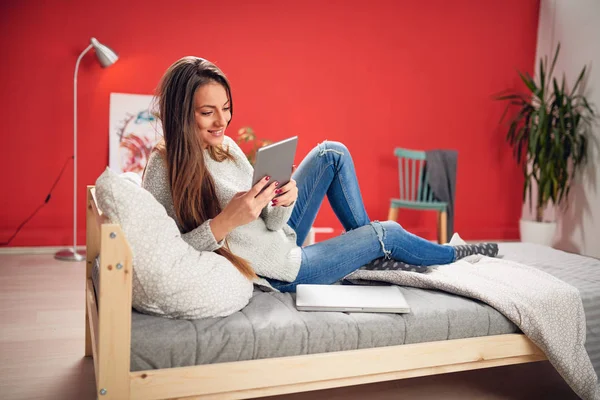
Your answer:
[496,43,596,246]
[236,126,272,165]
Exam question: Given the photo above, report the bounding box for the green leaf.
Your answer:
[572,65,586,94]
[553,77,561,104]
[578,95,595,115]
[539,58,546,98]
[494,93,526,101]
[543,178,551,205]
[548,42,561,82]
[518,70,538,95]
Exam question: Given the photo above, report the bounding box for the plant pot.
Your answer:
[519,219,557,247]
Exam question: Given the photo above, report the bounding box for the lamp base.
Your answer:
[55,248,86,262]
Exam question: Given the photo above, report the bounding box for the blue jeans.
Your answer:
[266,141,456,292]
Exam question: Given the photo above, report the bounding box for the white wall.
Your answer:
[533,0,600,258]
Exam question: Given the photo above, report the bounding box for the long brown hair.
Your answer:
[153,56,256,280]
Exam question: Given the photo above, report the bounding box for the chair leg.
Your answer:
[438,211,448,244]
[388,207,398,221]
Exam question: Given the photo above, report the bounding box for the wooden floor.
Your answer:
[0,253,579,400]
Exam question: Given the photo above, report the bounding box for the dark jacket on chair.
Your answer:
[424,150,458,241]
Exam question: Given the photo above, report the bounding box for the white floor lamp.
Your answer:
[55,38,118,262]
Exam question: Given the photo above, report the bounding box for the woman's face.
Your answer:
[193,82,231,149]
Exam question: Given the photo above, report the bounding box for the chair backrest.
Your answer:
[394,148,434,202]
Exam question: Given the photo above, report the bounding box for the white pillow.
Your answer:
[95,167,253,319]
[119,171,142,186]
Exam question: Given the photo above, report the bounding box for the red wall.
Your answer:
[0,0,540,246]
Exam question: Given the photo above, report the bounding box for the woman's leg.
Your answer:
[287,141,370,246]
[268,220,456,292]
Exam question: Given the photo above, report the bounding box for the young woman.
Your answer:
[142,56,495,292]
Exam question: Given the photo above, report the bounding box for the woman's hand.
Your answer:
[221,176,280,229]
[211,176,278,241]
[272,165,298,207]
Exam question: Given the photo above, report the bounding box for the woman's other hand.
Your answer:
[272,165,298,207]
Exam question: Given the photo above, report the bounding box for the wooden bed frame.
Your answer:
[85,186,547,400]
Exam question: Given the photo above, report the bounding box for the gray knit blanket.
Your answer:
[346,255,600,400]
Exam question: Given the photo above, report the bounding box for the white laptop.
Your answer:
[296,284,410,314]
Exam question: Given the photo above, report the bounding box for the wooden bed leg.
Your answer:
[96,224,133,400]
[388,207,398,221]
[85,309,93,358]
[438,210,448,244]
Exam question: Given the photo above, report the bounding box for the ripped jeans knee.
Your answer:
[368,220,455,266]
[369,220,397,260]
[317,140,347,157]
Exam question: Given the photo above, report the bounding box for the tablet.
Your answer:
[252,136,298,193]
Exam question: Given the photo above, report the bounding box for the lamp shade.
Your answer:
[91,37,118,67]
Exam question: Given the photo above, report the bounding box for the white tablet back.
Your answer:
[252,136,298,190]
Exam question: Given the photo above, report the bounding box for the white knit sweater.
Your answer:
[142,135,302,282]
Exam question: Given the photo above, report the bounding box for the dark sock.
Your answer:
[360,258,429,272]
[453,243,498,261]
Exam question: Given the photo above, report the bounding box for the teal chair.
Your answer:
[388,148,449,244]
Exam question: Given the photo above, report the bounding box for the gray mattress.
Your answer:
[92,243,600,372]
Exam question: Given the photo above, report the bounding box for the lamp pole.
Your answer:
[55,38,118,261]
